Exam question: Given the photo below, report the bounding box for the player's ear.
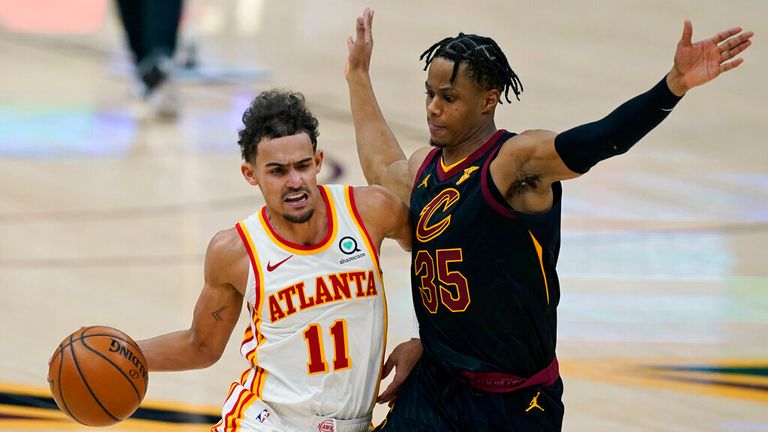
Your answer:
[241,161,258,186]
[481,89,500,114]
[314,150,324,174]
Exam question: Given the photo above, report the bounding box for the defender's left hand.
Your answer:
[377,338,422,404]
[668,20,753,95]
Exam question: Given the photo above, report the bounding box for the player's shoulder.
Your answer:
[351,184,408,229]
[498,129,557,154]
[513,129,557,142]
[409,146,434,171]
[204,227,250,289]
[206,228,247,265]
[350,184,399,208]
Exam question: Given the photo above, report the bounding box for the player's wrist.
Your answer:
[665,69,689,97]
[346,70,372,86]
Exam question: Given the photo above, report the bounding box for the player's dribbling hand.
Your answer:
[377,338,422,404]
[345,7,374,79]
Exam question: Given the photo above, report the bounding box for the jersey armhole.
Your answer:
[410,148,441,193]
[346,186,383,277]
[235,221,262,309]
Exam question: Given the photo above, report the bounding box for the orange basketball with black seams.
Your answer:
[47,326,149,426]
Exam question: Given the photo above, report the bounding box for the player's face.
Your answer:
[244,132,323,224]
[425,58,494,149]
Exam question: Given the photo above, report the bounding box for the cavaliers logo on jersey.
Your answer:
[416,188,460,243]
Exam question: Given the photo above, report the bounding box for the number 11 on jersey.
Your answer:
[303,320,351,375]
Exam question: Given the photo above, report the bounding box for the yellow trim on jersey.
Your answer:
[528,231,550,304]
[254,366,267,398]
[257,186,339,255]
[440,155,467,172]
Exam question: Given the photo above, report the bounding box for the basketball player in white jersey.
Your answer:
[135,89,420,432]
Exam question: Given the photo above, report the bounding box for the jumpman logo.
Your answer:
[525,391,544,412]
[418,174,431,189]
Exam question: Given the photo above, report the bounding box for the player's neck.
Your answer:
[442,123,497,166]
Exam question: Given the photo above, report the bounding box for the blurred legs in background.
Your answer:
[115,0,183,119]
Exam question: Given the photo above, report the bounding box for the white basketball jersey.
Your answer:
[212,185,387,432]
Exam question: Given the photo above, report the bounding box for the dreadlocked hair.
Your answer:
[238,89,319,162]
[420,33,523,103]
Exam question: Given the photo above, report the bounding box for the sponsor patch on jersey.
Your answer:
[317,418,336,432]
[338,236,366,264]
[338,236,361,255]
[256,409,270,423]
[339,252,366,265]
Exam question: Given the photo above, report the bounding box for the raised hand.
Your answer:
[668,20,753,95]
[345,7,374,79]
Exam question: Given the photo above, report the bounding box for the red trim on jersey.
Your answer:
[411,148,440,192]
[260,185,334,251]
[348,186,381,272]
[230,391,255,430]
[436,129,507,182]
[235,222,262,303]
[241,328,254,346]
[219,382,240,431]
[480,137,518,220]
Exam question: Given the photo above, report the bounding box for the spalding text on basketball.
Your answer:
[109,339,149,382]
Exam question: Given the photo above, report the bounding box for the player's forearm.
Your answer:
[138,329,222,372]
[347,73,406,186]
[554,75,683,174]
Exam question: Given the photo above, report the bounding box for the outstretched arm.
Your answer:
[553,20,753,175]
[346,8,415,204]
[137,229,246,371]
[493,21,753,197]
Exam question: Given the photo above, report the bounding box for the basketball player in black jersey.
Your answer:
[345,8,753,431]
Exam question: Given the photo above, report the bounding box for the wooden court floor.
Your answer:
[0,0,766,430]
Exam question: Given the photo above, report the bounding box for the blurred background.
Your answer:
[0,0,766,430]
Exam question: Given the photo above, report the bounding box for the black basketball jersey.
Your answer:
[410,129,562,377]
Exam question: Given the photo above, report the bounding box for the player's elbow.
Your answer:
[198,339,228,368]
[188,332,226,369]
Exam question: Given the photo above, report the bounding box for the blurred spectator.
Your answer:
[115,0,183,118]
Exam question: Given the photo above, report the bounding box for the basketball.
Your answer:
[47,326,149,426]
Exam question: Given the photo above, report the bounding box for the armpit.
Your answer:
[505,171,542,198]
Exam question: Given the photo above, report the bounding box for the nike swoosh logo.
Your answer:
[266,255,293,272]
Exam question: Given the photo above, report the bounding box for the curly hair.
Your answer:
[420,33,523,103]
[238,89,320,162]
